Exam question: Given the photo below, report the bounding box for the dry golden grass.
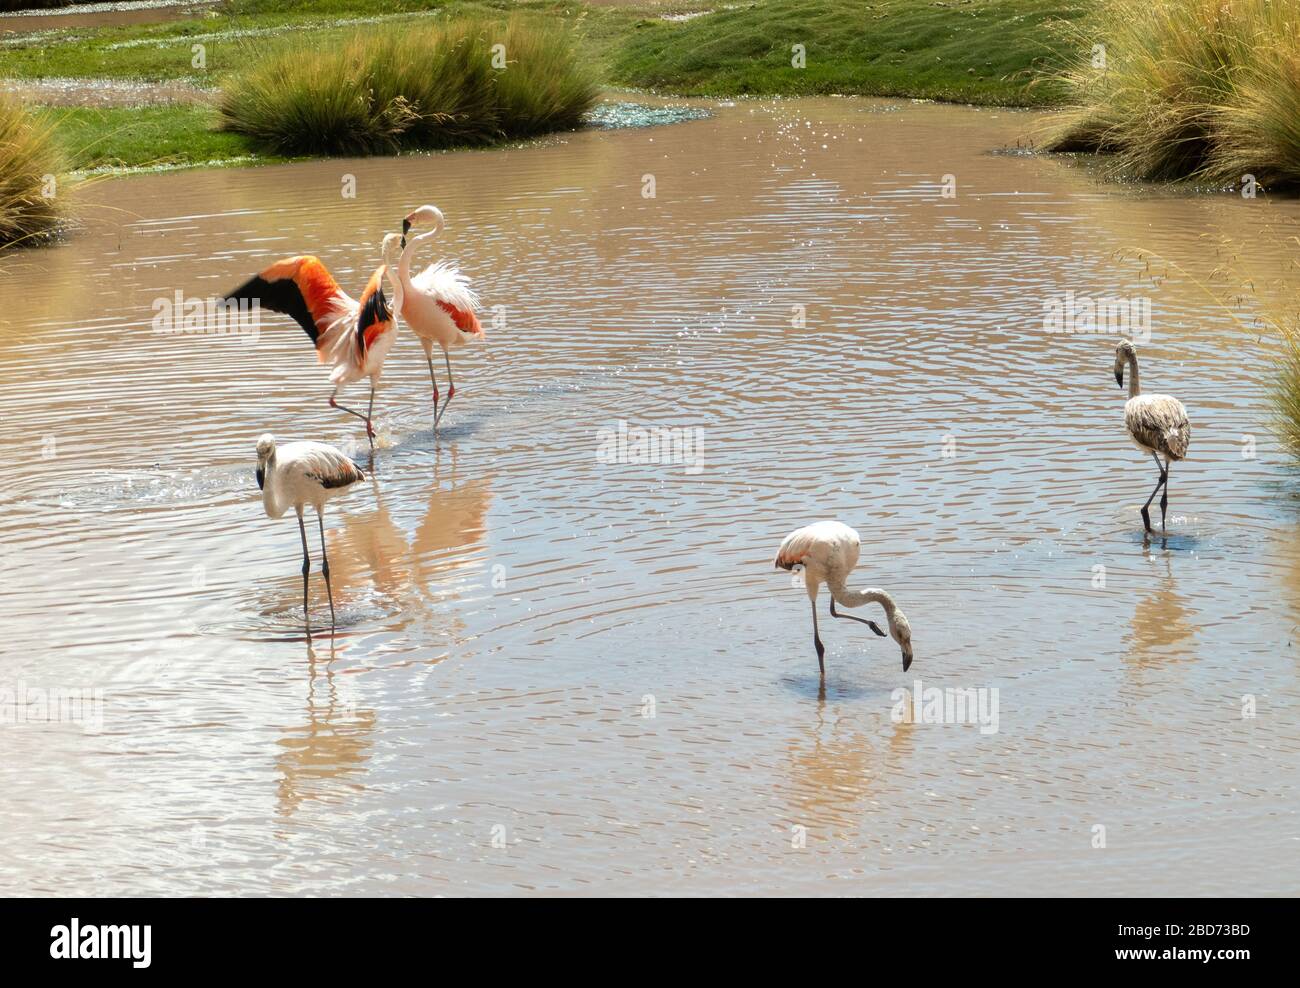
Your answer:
[1043,0,1300,186]
[0,97,63,249]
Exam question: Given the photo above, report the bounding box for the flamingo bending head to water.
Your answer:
[1114,340,1190,535]
[225,234,405,449]
[393,204,483,429]
[774,520,913,677]
[256,434,366,637]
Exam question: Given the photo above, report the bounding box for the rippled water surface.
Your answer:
[2,99,1299,896]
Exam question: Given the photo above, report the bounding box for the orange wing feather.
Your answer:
[224,255,347,344]
[437,299,483,338]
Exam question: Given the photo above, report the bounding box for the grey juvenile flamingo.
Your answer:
[1114,340,1191,534]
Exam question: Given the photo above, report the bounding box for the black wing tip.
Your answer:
[357,281,392,336]
[223,273,268,304]
[226,272,319,343]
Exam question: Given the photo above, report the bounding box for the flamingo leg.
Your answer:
[425,348,440,422]
[329,387,376,448]
[433,347,455,429]
[1141,451,1167,534]
[296,509,312,638]
[317,509,335,630]
[1160,461,1170,532]
[830,599,886,637]
[810,596,825,677]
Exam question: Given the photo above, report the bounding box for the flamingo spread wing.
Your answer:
[224,255,354,344]
[225,255,395,387]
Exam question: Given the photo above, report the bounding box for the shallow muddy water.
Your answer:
[0,1,215,37]
[0,75,215,106]
[2,98,1298,896]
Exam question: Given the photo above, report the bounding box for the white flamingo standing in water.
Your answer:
[226,234,405,449]
[1114,340,1191,534]
[392,204,484,428]
[774,520,913,677]
[256,433,366,636]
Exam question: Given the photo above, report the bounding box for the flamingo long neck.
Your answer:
[261,452,284,516]
[827,579,895,616]
[398,223,442,286]
[1124,350,1141,399]
[381,245,404,315]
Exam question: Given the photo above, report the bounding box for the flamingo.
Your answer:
[1114,340,1190,534]
[774,520,914,676]
[225,234,405,449]
[256,433,366,636]
[392,204,483,429]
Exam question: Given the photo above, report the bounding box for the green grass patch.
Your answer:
[0,1,636,83]
[0,96,63,247]
[218,15,598,155]
[609,0,1090,106]
[49,104,257,171]
[0,3,445,82]
[4,0,1104,185]
[3,1,1091,106]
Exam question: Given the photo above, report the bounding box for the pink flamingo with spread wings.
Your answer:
[224,234,405,449]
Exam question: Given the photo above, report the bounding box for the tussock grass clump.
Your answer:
[0,97,63,248]
[1209,39,1300,187]
[1269,329,1300,461]
[1044,0,1300,186]
[219,17,598,156]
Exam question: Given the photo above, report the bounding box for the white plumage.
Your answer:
[1114,340,1190,534]
[391,204,485,429]
[256,433,366,635]
[408,260,481,339]
[774,520,913,676]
